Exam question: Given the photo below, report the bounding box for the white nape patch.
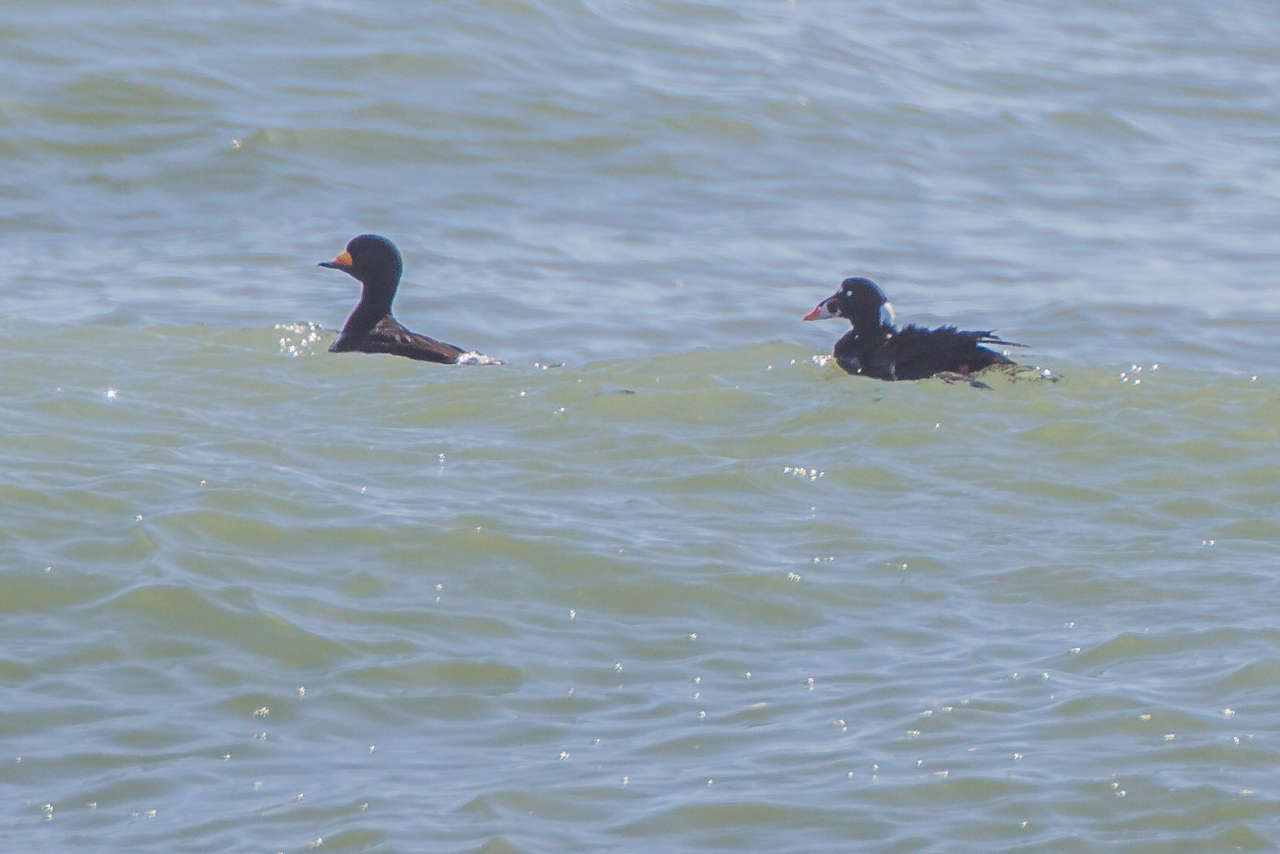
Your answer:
[456,351,502,366]
[880,302,896,327]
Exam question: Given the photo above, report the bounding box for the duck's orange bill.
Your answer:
[802,306,822,321]
[328,251,353,269]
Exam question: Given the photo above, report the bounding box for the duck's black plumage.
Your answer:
[804,277,1019,381]
[318,234,473,364]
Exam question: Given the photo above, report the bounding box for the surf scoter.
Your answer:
[804,277,1020,380]
[319,234,487,364]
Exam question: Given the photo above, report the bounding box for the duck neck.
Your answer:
[342,279,397,334]
[848,310,891,354]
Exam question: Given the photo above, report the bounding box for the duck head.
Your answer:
[803,277,896,332]
[320,234,403,315]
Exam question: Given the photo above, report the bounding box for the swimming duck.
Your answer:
[319,234,487,364]
[804,277,1019,380]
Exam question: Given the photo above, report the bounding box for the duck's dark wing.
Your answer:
[887,325,1017,380]
[331,314,466,364]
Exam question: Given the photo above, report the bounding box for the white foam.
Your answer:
[456,351,502,366]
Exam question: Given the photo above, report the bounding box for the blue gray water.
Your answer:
[3,2,1280,851]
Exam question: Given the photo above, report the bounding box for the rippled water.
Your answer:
[3,2,1280,852]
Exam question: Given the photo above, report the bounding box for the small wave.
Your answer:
[456,351,502,366]
[275,322,325,357]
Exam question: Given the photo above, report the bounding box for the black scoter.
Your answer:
[804,277,1020,381]
[319,234,485,364]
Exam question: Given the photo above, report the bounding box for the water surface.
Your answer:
[2,1,1280,851]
